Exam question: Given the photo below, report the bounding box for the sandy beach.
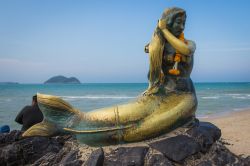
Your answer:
[199,109,250,157]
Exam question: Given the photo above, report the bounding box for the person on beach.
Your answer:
[145,7,196,94]
[15,95,43,131]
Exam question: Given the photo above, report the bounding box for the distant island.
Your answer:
[0,82,19,84]
[44,75,81,84]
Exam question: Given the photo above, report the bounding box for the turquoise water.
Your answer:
[1,82,250,130]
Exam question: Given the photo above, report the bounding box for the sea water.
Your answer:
[1,82,250,130]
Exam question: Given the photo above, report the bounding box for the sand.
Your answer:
[199,109,250,157]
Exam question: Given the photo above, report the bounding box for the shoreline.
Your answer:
[199,109,250,157]
[197,107,250,119]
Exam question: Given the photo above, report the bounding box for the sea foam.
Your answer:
[61,95,136,100]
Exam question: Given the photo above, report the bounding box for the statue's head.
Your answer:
[161,7,186,37]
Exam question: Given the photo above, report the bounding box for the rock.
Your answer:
[32,152,57,166]
[196,160,213,166]
[85,148,104,166]
[242,156,250,166]
[183,141,246,166]
[145,153,173,166]
[44,75,81,84]
[210,143,238,166]
[20,137,63,163]
[104,146,149,166]
[144,149,173,166]
[0,122,249,166]
[33,136,82,166]
[1,143,24,166]
[149,135,201,163]
[0,130,22,146]
[187,122,221,152]
[60,149,83,166]
[0,133,75,166]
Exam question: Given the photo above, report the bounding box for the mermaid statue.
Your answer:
[23,7,197,146]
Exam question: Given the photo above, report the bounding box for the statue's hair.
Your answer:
[148,7,186,87]
[161,7,186,28]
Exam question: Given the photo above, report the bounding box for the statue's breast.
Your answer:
[163,44,175,64]
[162,43,193,77]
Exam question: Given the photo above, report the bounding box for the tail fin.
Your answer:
[22,120,58,137]
[22,93,82,137]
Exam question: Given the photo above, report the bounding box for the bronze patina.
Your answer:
[23,7,197,146]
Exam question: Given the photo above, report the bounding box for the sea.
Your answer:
[1,82,250,130]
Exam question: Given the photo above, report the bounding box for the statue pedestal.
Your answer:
[0,121,249,165]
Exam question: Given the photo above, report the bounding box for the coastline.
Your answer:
[199,109,250,157]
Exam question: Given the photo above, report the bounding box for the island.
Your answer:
[0,82,19,84]
[44,75,81,84]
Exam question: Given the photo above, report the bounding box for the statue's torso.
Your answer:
[162,42,194,78]
[162,41,195,92]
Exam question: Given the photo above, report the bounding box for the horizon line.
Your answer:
[1,81,250,84]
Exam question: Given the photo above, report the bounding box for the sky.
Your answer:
[0,0,250,83]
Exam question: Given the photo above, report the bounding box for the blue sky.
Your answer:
[0,0,250,83]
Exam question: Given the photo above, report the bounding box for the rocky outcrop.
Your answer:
[0,122,249,166]
[44,75,81,84]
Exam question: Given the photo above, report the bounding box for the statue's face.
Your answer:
[169,15,186,37]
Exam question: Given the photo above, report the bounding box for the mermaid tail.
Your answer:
[22,91,197,145]
[22,93,82,137]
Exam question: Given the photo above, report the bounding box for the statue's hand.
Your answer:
[158,19,167,30]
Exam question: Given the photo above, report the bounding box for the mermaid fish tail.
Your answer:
[22,92,197,145]
[22,93,83,137]
[22,120,58,137]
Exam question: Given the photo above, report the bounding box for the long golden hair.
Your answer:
[148,7,186,86]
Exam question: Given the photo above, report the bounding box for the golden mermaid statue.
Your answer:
[23,7,197,146]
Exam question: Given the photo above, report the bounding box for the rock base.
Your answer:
[1,121,249,166]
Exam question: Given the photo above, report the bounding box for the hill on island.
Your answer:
[44,75,81,84]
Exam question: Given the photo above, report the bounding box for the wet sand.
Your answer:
[199,109,250,157]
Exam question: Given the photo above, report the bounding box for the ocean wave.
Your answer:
[61,95,136,100]
[0,98,12,102]
[201,96,219,99]
[233,108,246,111]
[232,96,248,99]
[196,115,209,119]
[226,93,242,96]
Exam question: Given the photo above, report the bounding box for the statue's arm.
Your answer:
[186,40,196,55]
[182,40,196,64]
[158,20,192,56]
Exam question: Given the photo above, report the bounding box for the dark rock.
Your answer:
[184,141,246,166]
[242,156,250,166]
[1,143,24,166]
[210,142,238,166]
[0,133,75,166]
[0,122,249,166]
[85,148,104,166]
[60,149,83,166]
[32,136,81,166]
[187,122,221,152]
[196,160,213,166]
[20,137,62,163]
[0,130,22,146]
[32,152,57,166]
[52,145,72,164]
[104,146,149,166]
[144,149,173,166]
[149,135,201,163]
